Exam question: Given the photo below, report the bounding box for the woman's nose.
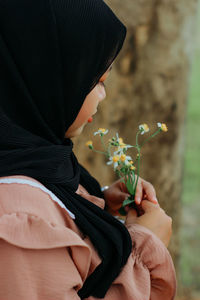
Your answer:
[99,87,106,101]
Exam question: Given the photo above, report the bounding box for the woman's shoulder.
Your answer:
[0,175,72,225]
[0,175,90,251]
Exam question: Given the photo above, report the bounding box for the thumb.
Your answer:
[141,200,159,212]
[116,188,130,199]
[116,191,130,205]
[121,192,131,201]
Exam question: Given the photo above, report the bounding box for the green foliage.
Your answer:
[180,47,200,291]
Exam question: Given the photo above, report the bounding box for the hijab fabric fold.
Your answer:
[0,0,132,298]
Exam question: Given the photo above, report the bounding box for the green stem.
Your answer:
[140,129,161,147]
[132,172,136,188]
[100,135,109,157]
[134,148,140,197]
[134,130,142,194]
[127,145,138,149]
[130,170,135,187]
[122,169,128,185]
[108,143,112,157]
[136,131,140,148]
[92,149,107,155]
[100,135,106,150]
[116,169,126,185]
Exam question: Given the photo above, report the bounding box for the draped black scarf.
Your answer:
[0,0,132,298]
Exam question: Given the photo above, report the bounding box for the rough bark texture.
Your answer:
[73,0,198,287]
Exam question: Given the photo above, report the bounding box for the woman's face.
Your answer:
[65,66,112,138]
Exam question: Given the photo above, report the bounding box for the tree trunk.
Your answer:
[74,0,198,289]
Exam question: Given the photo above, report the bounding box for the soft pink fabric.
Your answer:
[0,175,176,300]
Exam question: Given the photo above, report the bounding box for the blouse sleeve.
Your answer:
[0,212,92,300]
[95,223,176,300]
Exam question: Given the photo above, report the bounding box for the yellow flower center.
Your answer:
[85,140,93,147]
[99,128,106,133]
[143,124,149,132]
[118,138,123,144]
[130,161,133,165]
[120,154,126,162]
[130,166,136,171]
[113,155,120,163]
[161,124,168,132]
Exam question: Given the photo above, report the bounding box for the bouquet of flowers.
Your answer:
[85,123,168,215]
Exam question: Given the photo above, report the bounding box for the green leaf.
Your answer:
[122,197,135,207]
[126,179,135,195]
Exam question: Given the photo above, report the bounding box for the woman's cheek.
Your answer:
[78,106,95,124]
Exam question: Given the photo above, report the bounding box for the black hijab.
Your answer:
[0,0,132,298]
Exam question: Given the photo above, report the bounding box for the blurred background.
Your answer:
[74,0,200,299]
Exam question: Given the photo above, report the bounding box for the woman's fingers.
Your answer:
[141,199,160,212]
[141,180,158,204]
[134,178,158,205]
[135,180,143,204]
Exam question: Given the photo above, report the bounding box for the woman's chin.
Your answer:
[66,124,86,138]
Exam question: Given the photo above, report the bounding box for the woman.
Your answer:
[0,0,176,299]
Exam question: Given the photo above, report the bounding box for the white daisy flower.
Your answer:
[110,133,133,153]
[139,123,150,135]
[107,155,120,169]
[94,128,109,136]
[114,144,133,156]
[157,123,168,132]
[119,154,133,166]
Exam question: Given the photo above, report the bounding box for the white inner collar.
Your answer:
[0,178,75,220]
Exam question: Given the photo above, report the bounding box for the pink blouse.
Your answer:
[0,175,176,300]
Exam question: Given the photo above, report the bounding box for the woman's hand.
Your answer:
[125,200,172,247]
[103,177,158,215]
